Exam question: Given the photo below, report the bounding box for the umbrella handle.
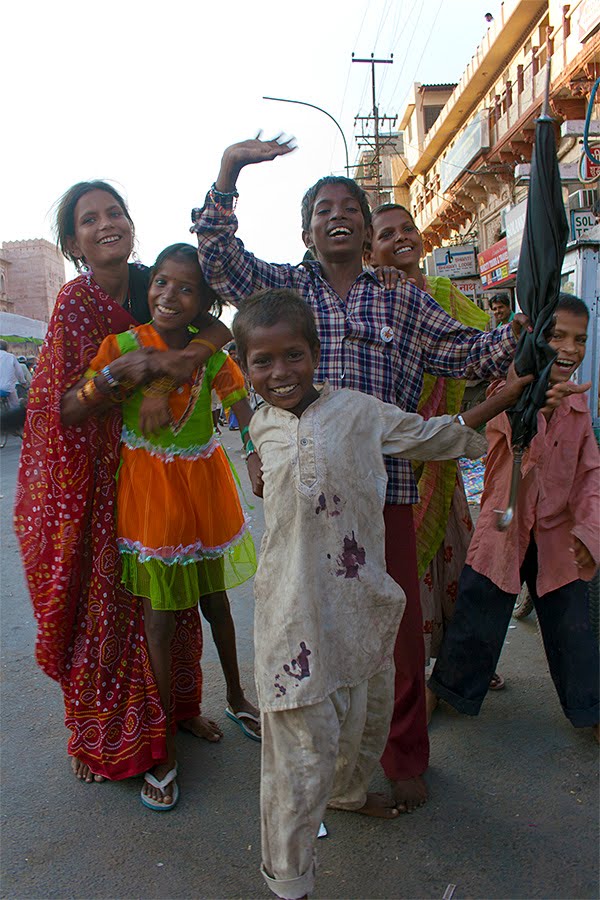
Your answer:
[494,449,524,532]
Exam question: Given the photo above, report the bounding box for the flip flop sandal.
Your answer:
[489,673,506,691]
[225,707,262,742]
[141,764,179,811]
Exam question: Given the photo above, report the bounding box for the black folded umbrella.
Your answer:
[496,85,569,530]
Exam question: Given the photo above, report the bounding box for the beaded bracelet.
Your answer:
[101,365,120,390]
[208,182,239,216]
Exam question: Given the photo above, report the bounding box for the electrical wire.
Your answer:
[582,77,600,164]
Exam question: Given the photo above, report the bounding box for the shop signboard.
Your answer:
[570,209,596,240]
[452,277,483,297]
[477,238,510,287]
[504,199,527,273]
[579,145,600,183]
[439,110,490,193]
[433,244,478,278]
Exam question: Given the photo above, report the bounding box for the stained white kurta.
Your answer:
[250,384,487,713]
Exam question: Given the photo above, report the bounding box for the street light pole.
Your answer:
[262,95,351,177]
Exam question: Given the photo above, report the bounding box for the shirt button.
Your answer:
[300,438,308,446]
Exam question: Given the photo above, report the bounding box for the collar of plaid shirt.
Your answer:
[194,192,517,505]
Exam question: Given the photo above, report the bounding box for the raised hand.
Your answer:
[501,362,534,403]
[216,133,297,192]
[542,379,591,416]
[372,266,411,290]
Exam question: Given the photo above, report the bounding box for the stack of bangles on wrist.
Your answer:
[77,365,135,407]
[240,425,257,459]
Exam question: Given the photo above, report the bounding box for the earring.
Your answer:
[131,247,145,269]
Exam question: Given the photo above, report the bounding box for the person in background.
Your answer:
[0,341,27,408]
[366,204,505,706]
[428,295,599,741]
[490,293,514,327]
[226,342,241,429]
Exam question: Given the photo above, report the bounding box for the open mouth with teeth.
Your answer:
[98,235,122,245]
[155,304,180,317]
[394,246,414,255]
[328,227,352,238]
[554,357,576,371]
[269,384,298,396]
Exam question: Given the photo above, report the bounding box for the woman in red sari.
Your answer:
[14,181,231,783]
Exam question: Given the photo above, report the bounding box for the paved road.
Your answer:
[1,432,598,899]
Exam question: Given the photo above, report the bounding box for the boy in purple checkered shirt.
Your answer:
[192,135,523,813]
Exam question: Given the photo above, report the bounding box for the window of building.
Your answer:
[424,104,443,133]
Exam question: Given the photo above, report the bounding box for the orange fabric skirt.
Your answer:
[117,442,256,609]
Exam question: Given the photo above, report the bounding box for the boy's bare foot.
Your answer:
[142,762,177,806]
[227,696,261,738]
[426,686,438,724]
[71,757,105,783]
[391,775,428,812]
[179,715,223,742]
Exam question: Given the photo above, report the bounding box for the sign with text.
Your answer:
[570,209,596,241]
[439,110,490,193]
[579,145,600,183]
[504,200,527,273]
[453,277,483,297]
[477,238,511,287]
[433,244,478,278]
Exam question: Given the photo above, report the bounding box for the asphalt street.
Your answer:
[1,431,598,900]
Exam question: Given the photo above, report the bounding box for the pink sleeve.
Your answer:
[569,420,600,566]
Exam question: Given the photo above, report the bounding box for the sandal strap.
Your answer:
[144,763,178,792]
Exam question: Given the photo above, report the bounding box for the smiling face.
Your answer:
[369,207,423,276]
[546,309,588,384]
[68,189,133,268]
[245,321,321,417]
[491,299,512,324]
[302,183,367,264]
[148,255,206,340]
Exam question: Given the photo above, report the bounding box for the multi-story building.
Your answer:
[0,239,65,323]
[392,0,599,301]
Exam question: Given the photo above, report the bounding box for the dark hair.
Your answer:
[54,180,134,263]
[490,292,511,309]
[371,202,417,227]
[301,176,371,233]
[0,340,8,351]
[232,288,320,369]
[151,243,223,317]
[543,292,589,339]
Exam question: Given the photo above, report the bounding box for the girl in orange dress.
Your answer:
[70,243,258,810]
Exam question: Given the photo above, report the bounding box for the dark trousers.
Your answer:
[429,541,600,727]
[380,505,429,781]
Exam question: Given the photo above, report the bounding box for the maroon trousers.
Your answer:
[380,504,429,781]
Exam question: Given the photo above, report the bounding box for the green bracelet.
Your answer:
[245,439,255,454]
[240,425,250,442]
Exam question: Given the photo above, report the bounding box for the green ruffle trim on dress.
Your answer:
[121,530,257,610]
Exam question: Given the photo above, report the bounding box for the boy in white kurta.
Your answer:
[233,289,531,900]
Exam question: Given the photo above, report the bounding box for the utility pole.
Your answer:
[352,53,397,203]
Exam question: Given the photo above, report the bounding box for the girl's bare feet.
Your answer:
[179,715,223,742]
[391,775,428,812]
[71,757,105,783]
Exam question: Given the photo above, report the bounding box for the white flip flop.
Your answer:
[225,707,262,742]
[141,763,179,811]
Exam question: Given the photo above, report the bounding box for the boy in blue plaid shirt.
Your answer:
[191,134,524,812]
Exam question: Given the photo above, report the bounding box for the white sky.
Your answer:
[2,0,502,282]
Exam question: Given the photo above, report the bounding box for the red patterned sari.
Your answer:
[14,274,202,780]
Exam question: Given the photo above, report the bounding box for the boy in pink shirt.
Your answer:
[428,295,599,738]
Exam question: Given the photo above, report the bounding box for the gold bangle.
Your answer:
[190,337,217,355]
